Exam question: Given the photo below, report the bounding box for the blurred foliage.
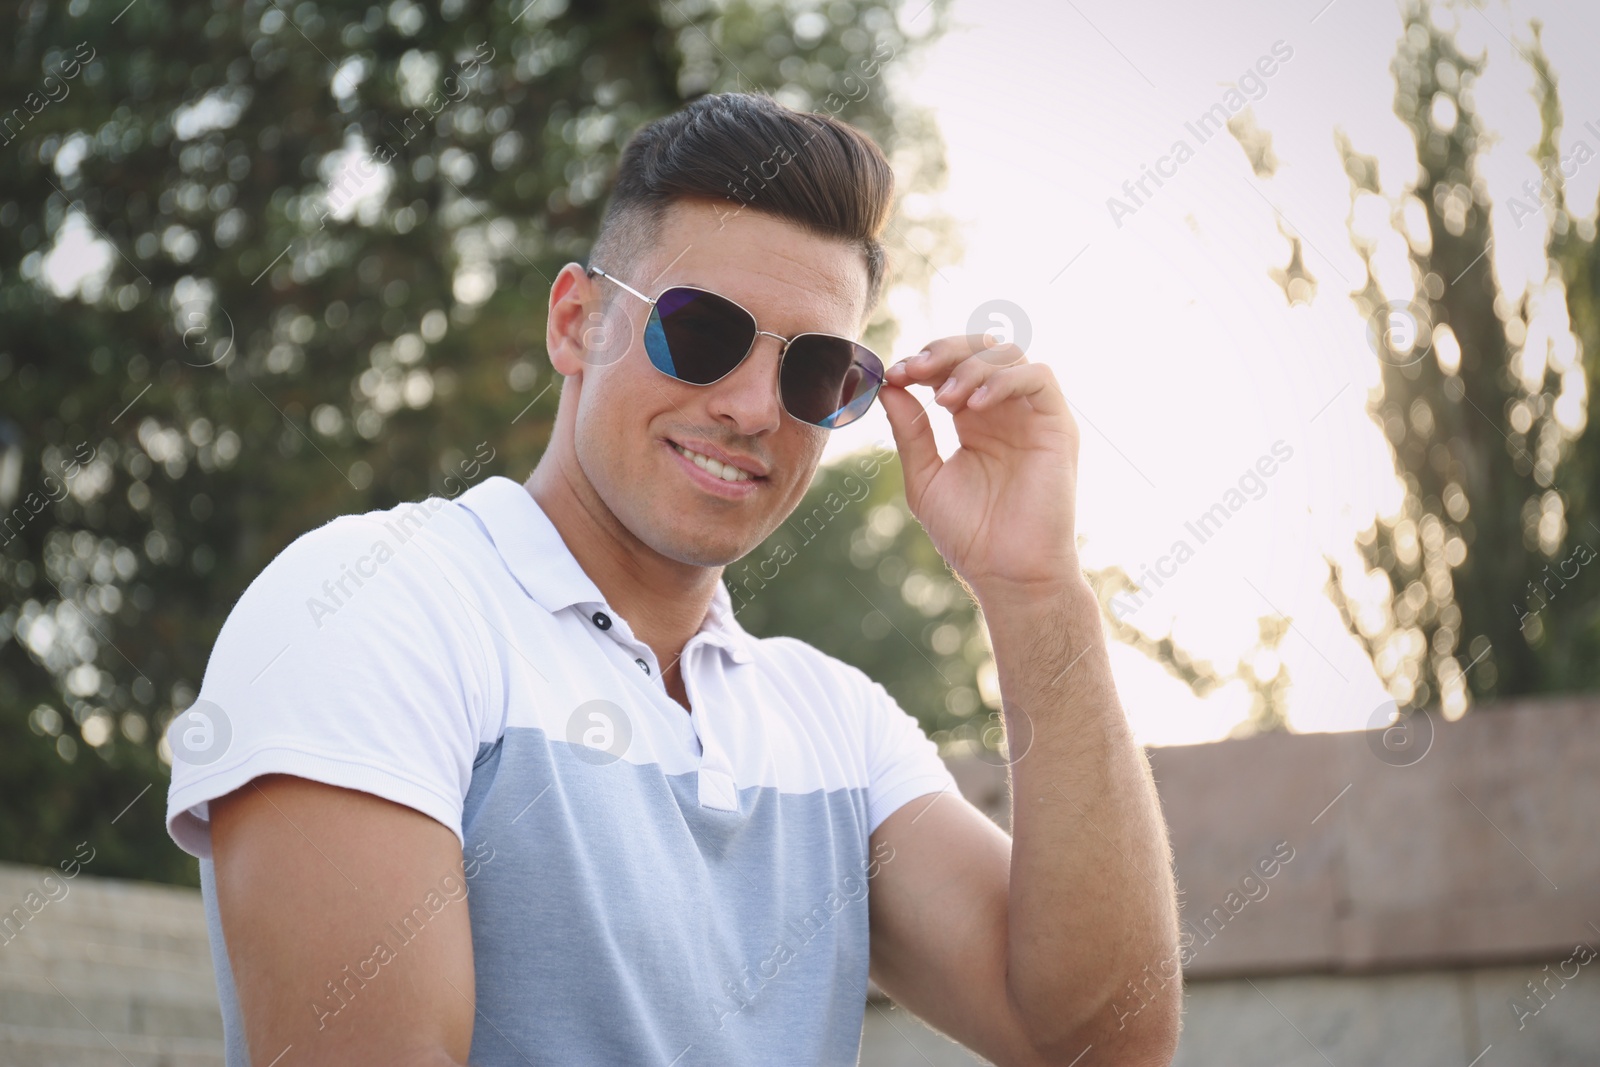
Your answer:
[0,0,956,886]
[1321,3,1599,714]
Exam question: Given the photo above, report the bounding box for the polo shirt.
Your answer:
[165,474,960,1066]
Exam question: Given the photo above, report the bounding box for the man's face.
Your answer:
[565,199,871,568]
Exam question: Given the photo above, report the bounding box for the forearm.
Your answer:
[978,573,1180,1062]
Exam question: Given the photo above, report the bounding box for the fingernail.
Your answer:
[970,385,988,405]
[912,348,932,366]
[935,380,954,400]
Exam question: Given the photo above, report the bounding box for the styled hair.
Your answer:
[589,92,894,308]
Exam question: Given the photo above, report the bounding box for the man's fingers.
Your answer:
[886,342,1029,413]
[883,334,1026,390]
[967,362,1069,417]
[877,382,942,507]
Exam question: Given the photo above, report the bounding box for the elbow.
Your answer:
[1111,1009,1181,1067]
[1086,1005,1181,1067]
[1019,986,1182,1067]
[1034,1026,1179,1067]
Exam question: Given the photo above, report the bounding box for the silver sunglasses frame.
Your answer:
[586,265,883,429]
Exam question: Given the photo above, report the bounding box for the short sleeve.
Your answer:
[165,509,490,859]
[858,675,960,835]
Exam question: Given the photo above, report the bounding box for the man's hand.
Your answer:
[879,333,1082,598]
[209,775,475,1066]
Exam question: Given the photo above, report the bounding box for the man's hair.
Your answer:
[589,92,895,308]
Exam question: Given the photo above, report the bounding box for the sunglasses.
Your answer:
[586,266,884,429]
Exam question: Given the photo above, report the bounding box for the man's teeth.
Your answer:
[672,442,755,482]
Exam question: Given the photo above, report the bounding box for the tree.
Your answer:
[0,0,954,886]
[1322,3,1599,716]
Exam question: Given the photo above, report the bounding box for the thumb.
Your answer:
[877,381,942,508]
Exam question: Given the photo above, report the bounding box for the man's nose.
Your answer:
[705,333,785,434]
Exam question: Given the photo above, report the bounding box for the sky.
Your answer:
[823,0,1600,746]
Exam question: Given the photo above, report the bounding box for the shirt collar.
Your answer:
[456,476,754,665]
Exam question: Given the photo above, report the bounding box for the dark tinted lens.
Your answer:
[780,335,884,428]
[645,287,758,385]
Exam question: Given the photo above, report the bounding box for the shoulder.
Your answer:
[217,494,494,641]
[168,495,502,859]
[264,494,483,575]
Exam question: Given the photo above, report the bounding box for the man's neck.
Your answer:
[522,464,720,676]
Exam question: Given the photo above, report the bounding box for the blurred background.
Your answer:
[2,0,1598,1063]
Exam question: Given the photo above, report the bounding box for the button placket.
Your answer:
[584,607,658,694]
[681,646,739,811]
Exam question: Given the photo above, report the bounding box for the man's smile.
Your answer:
[663,437,768,497]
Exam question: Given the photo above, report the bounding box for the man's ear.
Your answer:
[546,263,602,377]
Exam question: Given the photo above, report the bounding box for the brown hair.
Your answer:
[589,92,895,307]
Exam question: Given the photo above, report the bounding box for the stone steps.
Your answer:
[0,1022,225,1067]
[0,862,224,1067]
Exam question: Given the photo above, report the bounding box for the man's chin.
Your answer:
[633,513,759,571]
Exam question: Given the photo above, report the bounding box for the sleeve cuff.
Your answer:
[166,748,467,860]
[867,767,961,836]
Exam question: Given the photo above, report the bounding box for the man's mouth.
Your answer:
[668,440,761,483]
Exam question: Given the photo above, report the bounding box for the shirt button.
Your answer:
[592,611,612,631]
[635,658,650,675]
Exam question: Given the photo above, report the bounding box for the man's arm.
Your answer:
[868,577,1180,1067]
[209,774,476,1066]
[994,575,1181,1062]
[872,335,1182,1065]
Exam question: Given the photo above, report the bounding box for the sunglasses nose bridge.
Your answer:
[754,329,791,355]
[747,330,790,420]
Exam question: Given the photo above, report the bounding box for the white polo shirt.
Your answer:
[165,474,959,1066]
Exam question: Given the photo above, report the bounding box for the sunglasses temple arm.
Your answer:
[588,266,656,307]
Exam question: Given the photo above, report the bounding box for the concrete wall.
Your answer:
[863,963,1600,1067]
[952,690,1598,982]
[1174,964,1600,1067]
[3,695,1594,1066]
[1147,693,1599,979]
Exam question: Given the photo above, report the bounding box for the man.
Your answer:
[166,92,1180,1066]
